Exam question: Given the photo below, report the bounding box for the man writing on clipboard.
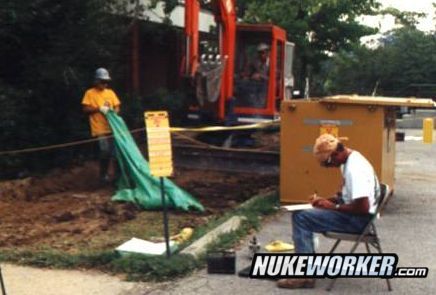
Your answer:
[277,134,379,289]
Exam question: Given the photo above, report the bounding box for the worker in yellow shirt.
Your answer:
[82,68,121,183]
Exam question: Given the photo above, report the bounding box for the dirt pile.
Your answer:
[0,163,100,201]
[0,160,278,251]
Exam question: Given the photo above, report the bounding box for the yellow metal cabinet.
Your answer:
[280,95,435,204]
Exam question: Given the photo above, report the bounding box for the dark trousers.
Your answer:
[292,208,371,253]
[97,136,118,179]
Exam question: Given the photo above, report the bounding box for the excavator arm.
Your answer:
[212,0,236,120]
[184,0,200,77]
[184,0,237,120]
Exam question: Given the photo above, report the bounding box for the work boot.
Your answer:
[99,174,111,185]
[99,158,110,184]
[112,159,121,181]
[277,278,315,289]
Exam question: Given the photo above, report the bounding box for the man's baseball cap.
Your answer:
[313,134,347,162]
[257,43,269,52]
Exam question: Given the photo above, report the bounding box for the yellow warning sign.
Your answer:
[145,111,173,177]
[320,124,339,137]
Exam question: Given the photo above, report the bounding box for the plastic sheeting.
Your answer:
[106,111,204,212]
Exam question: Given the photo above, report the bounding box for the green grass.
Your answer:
[0,192,279,281]
[203,192,279,254]
[111,253,201,281]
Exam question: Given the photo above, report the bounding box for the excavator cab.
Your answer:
[184,0,294,125]
[189,24,293,124]
[233,24,290,123]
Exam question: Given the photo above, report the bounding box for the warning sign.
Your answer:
[145,111,173,177]
[320,124,339,137]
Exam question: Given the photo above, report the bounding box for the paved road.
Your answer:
[2,129,435,294]
[139,129,436,295]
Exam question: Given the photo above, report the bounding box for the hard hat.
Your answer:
[257,43,269,52]
[95,68,111,81]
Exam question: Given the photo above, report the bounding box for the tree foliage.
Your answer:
[380,7,426,29]
[0,0,135,176]
[323,27,436,97]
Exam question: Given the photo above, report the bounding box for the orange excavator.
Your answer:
[183,0,295,124]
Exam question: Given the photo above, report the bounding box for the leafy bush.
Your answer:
[141,88,190,126]
[0,1,134,177]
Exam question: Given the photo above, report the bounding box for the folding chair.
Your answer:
[323,183,392,292]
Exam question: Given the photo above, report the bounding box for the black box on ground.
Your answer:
[395,131,405,142]
[207,250,236,274]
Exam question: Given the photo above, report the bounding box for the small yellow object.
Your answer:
[265,240,295,252]
[423,118,433,144]
[171,227,194,244]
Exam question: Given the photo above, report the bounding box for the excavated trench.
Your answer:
[0,132,279,252]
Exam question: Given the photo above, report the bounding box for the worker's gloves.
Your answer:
[99,105,110,114]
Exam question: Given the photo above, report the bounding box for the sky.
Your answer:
[361,0,436,33]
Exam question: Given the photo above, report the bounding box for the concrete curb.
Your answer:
[181,192,277,258]
[181,215,246,258]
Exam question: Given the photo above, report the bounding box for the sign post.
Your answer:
[145,111,173,258]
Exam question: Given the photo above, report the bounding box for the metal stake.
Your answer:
[160,177,171,257]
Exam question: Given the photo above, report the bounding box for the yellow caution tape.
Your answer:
[0,120,280,156]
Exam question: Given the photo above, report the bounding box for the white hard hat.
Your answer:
[95,68,111,81]
[257,43,269,52]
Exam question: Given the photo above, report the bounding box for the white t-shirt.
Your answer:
[341,151,378,214]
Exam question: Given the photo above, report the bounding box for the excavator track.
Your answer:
[173,144,279,175]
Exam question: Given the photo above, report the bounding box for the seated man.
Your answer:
[277,134,379,289]
[249,43,270,82]
[236,43,270,108]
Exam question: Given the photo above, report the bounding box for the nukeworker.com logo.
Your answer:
[249,254,428,279]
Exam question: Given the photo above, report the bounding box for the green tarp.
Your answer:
[106,111,204,212]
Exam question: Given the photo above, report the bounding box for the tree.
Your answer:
[0,0,135,175]
[323,27,436,97]
[380,7,426,29]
